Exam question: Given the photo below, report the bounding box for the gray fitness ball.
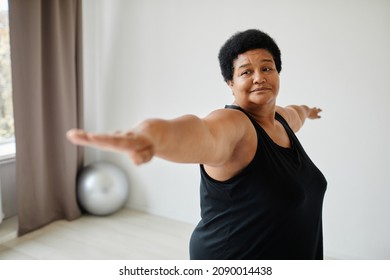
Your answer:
[77,162,129,216]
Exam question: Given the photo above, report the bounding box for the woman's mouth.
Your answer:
[250,87,271,93]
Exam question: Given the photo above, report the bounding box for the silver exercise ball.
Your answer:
[77,162,129,216]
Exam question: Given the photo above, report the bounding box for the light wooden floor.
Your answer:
[0,208,195,260]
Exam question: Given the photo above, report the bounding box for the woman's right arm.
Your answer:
[66,109,250,166]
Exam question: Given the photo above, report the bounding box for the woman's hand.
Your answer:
[66,129,155,165]
[307,107,322,119]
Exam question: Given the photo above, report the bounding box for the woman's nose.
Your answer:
[253,71,266,84]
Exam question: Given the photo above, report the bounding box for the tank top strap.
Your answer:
[225,105,290,132]
[225,105,293,131]
[224,105,298,153]
[224,105,262,130]
[274,111,294,135]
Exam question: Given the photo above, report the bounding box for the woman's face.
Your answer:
[228,49,280,110]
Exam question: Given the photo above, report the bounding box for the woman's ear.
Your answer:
[227,80,234,89]
[227,80,235,96]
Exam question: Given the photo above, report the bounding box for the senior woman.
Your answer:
[67,29,327,260]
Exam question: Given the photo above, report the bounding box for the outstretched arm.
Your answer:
[67,110,248,166]
[276,105,322,132]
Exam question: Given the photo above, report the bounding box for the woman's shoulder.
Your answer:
[202,106,258,181]
[204,106,252,124]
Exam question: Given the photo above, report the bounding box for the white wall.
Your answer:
[83,0,390,259]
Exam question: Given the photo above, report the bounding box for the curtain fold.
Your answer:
[9,0,83,236]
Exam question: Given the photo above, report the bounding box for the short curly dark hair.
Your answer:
[218,29,282,82]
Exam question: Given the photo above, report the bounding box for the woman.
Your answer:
[67,29,327,259]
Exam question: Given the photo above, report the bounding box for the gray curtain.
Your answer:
[9,0,83,236]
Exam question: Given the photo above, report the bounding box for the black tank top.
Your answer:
[189,105,327,259]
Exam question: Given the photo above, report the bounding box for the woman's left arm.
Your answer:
[276,105,322,132]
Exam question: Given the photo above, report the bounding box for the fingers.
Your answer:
[66,129,155,165]
[316,108,322,118]
[88,132,151,152]
[309,107,322,119]
[66,129,93,145]
[66,129,129,150]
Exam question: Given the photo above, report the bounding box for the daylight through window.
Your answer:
[0,0,15,159]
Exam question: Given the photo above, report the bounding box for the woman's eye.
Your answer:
[240,70,251,76]
[262,67,273,72]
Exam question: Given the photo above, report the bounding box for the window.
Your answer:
[0,0,14,160]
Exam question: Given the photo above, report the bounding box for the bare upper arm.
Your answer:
[202,109,257,180]
[138,108,256,180]
[135,109,254,167]
[201,109,255,166]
